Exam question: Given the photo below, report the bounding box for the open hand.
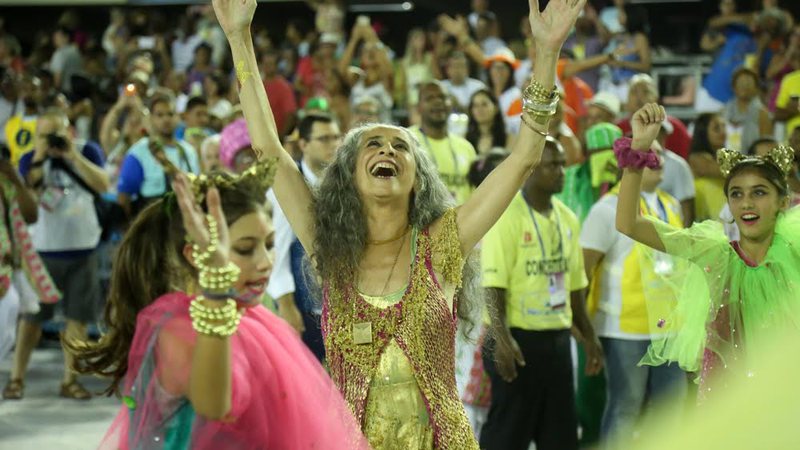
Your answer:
[528,0,587,52]
[212,0,256,39]
[172,173,230,268]
[438,14,469,39]
[631,103,666,151]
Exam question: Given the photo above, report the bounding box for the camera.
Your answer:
[46,134,69,151]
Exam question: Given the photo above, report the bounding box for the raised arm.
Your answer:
[454,0,586,255]
[615,103,668,252]
[213,0,315,251]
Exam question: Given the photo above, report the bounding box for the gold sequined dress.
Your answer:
[322,209,478,449]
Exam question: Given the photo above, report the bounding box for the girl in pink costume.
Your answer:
[72,165,367,449]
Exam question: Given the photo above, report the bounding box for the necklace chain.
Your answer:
[367,225,410,245]
[379,234,406,296]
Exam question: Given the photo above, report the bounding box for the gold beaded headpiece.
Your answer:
[716,145,796,178]
[185,157,279,204]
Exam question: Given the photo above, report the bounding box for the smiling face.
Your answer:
[228,210,274,304]
[418,83,451,129]
[353,126,417,201]
[727,167,788,242]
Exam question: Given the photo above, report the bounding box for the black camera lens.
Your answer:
[46,134,68,151]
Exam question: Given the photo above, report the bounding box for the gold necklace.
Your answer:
[379,233,406,296]
[367,225,410,245]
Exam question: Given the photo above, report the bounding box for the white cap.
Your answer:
[589,91,622,117]
[320,32,341,45]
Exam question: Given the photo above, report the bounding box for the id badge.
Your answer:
[40,187,66,212]
[547,272,567,309]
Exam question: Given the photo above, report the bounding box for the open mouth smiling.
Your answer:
[741,213,760,225]
[369,160,399,179]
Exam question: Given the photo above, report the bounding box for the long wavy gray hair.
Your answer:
[310,123,481,331]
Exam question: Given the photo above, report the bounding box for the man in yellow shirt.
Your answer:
[411,81,476,205]
[775,69,800,136]
[480,137,603,450]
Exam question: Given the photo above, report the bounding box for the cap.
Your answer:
[483,47,521,70]
[219,118,252,169]
[589,91,622,117]
[585,122,623,152]
[320,32,341,45]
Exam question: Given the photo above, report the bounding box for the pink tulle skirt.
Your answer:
[100,292,368,449]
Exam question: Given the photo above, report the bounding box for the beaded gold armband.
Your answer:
[189,297,243,338]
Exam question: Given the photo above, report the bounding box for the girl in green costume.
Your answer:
[615,103,800,401]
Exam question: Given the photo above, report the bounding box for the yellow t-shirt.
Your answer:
[481,194,588,330]
[410,127,476,205]
[4,115,37,168]
[776,70,800,136]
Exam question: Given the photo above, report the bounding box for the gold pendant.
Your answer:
[352,322,373,345]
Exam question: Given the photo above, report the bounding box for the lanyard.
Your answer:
[641,193,668,223]
[523,193,564,261]
[419,129,459,175]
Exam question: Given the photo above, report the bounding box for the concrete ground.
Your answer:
[0,347,117,450]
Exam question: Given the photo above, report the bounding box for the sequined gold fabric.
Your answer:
[364,339,434,449]
[322,209,478,449]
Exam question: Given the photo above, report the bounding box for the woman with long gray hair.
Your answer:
[212,0,586,447]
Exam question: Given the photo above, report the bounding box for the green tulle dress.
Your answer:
[640,206,800,397]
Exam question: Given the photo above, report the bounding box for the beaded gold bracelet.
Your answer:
[523,79,558,104]
[189,297,243,338]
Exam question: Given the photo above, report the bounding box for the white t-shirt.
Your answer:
[659,149,696,203]
[266,160,321,312]
[580,194,668,340]
[171,35,205,73]
[441,78,486,111]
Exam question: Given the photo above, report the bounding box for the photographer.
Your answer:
[2,108,108,401]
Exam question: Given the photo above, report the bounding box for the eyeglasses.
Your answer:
[310,134,342,144]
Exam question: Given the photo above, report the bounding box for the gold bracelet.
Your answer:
[523,79,558,104]
[190,298,238,320]
[190,298,243,338]
[521,114,549,138]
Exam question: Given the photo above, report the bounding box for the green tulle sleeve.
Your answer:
[640,208,800,374]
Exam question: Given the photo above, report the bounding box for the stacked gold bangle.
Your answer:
[190,297,243,338]
[188,214,243,338]
[521,78,560,134]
